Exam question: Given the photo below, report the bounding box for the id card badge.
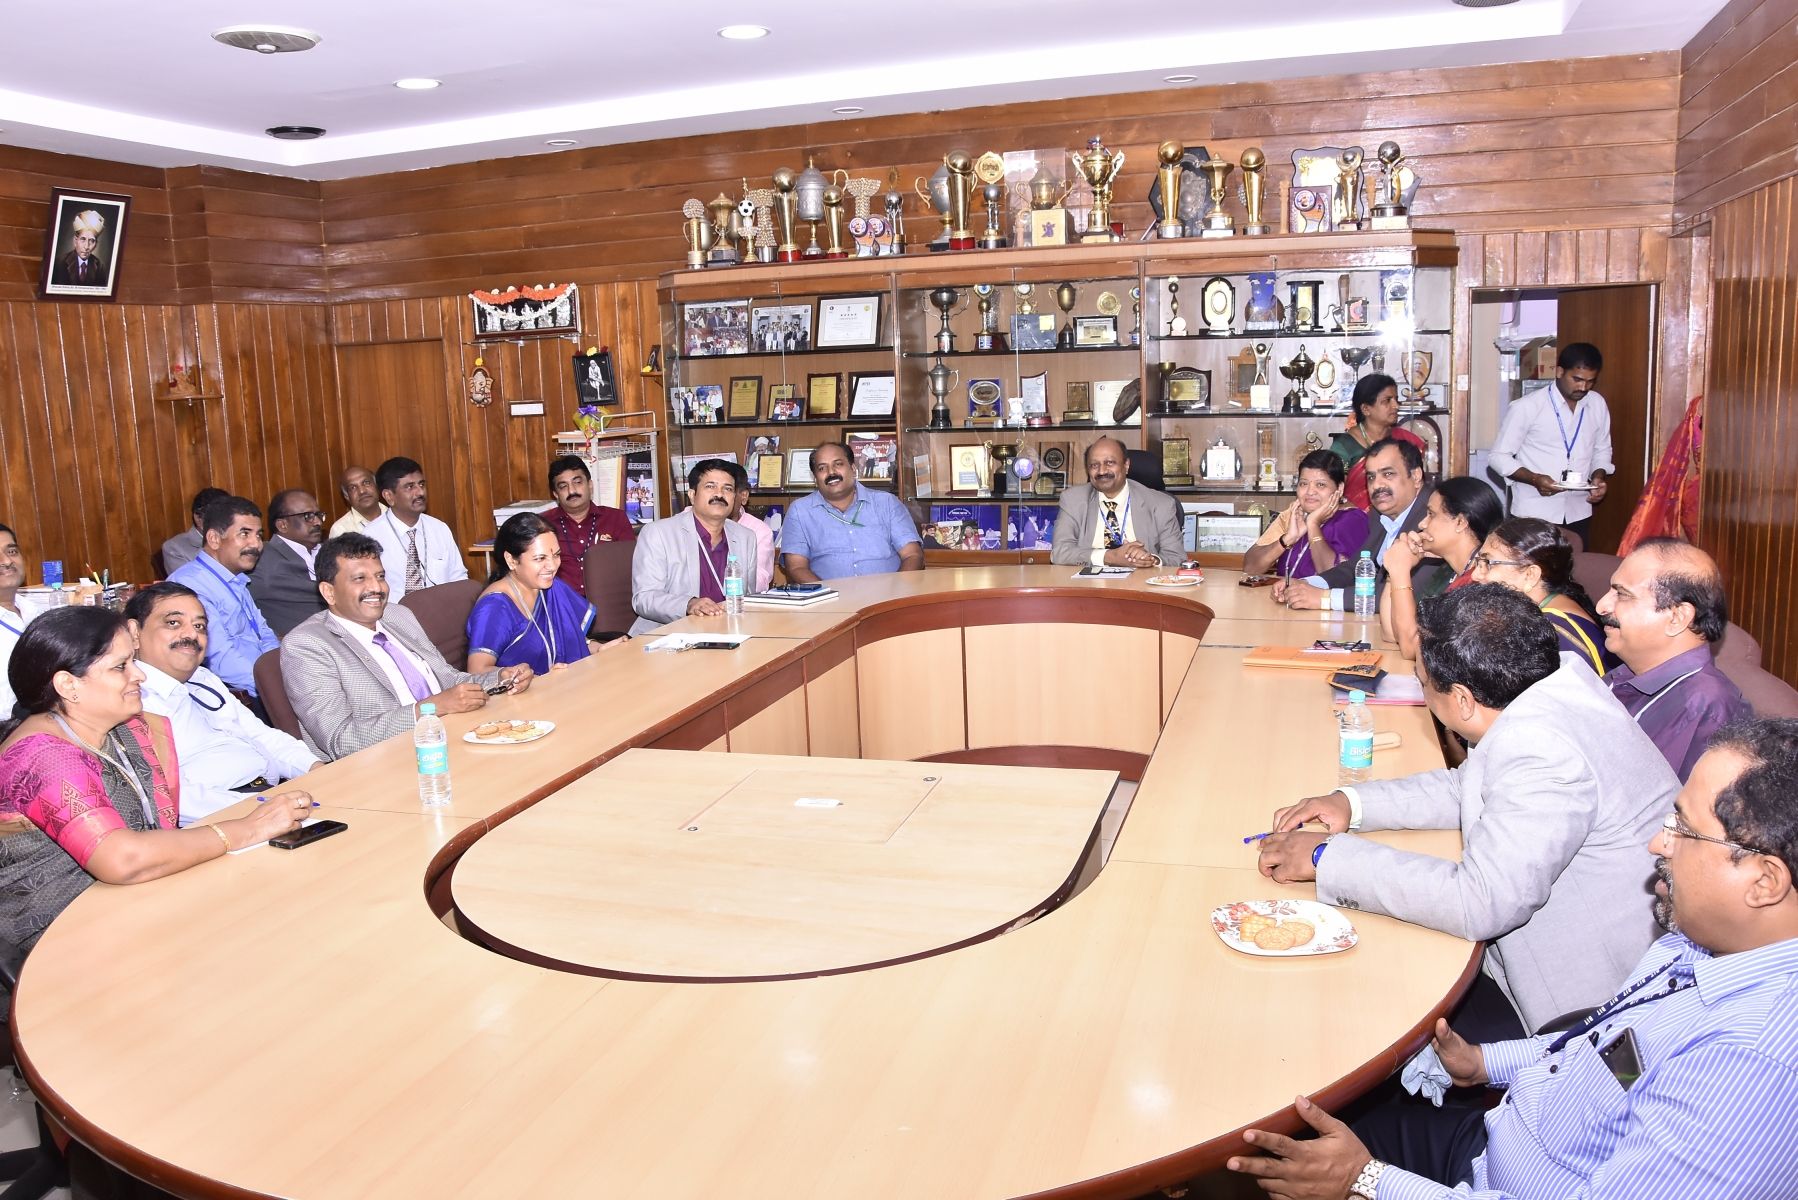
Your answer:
[1597,1027,1644,1091]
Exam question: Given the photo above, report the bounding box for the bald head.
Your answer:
[1597,537,1730,671]
[1635,539,1729,642]
[338,465,381,519]
[1084,437,1131,498]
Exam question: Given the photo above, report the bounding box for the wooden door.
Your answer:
[333,340,462,554]
[1556,284,1656,554]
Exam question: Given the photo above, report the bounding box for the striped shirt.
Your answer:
[1380,931,1798,1199]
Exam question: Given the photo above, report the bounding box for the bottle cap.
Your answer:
[1349,690,1367,704]
[420,702,437,715]
[1359,550,1372,558]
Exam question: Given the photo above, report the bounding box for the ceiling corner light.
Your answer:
[266,125,326,140]
[212,25,322,54]
[546,139,579,147]
[717,24,770,39]
[832,106,864,115]
[1163,73,1198,84]
[394,78,441,90]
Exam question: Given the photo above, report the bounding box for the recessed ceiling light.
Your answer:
[1164,73,1197,84]
[266,125,326,140]
[394,78,441,90]
[832,106,864,115]
[717,24,770,39]
[546,139,579,147]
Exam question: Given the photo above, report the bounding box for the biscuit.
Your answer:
[475,722,505,738]
[1282,920,1316,947]
[1238,914,1275,939]
[1252,925,1297,951]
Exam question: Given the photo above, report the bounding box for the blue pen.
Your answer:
[258,795,321,807]
[1242,822,1303,844]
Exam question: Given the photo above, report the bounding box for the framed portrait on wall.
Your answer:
[39,188,131,301]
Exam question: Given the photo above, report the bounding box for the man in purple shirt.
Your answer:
[545,455,634,598]
[1597,539,1748,782]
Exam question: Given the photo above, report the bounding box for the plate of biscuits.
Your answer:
[1210,899,1358,957]
[463,719,554,746]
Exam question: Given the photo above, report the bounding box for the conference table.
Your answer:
[11,566,1476,1199]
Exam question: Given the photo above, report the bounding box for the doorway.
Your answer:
[334,340,459,527]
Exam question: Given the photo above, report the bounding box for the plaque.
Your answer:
[787,448,817,487]
[1162,437,1194,487]
[1010,313,1059,351]
[806,372,840,418]
[1199,435,1242,482]
[1075,315,1119,346]
[1287,280,1323,333]
[1256,421,1279,491]
[1200,276,1235,336]
[848,371,897,417]
[1230,345,1259,403]
[950,444,990,493]
[1039,441,1073,476]
[1063,381,1095,423]
[967,378,1003,426]
[768,383,801,421]
[1166,368,1212,412]
[728,375,762,421]
[754,453,784,490]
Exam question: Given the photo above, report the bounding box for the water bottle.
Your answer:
[414,702,452,807]
[1339,690,1375,784]
[723,552,745,617]
[1352,550,1377,620]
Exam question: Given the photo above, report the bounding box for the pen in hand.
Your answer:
[1242,822,1303,844]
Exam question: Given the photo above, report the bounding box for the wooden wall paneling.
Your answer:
[1676,0,1798,221]
[1556,285,1657,555]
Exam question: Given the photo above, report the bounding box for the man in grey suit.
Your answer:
[629,459,758,635]
[282,533,534,761]
[1049,437,1185,569]
[250,488,328,638]
[1275,438,1444,610]
[1259,584,1677,1037]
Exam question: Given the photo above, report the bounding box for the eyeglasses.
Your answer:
[278,510,325,524]
[1469,553,1530,571]
[1661,810,1772,857]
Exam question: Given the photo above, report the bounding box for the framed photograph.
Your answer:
[767,383,801,421]
[754,453,785,490]
[571,350,618,406]
[848,431,899,481]
[927,504,1003,550]
[949,444,991,494]
[689,384,724,424]
[746,432,781,463]
[1197,514,1265,554]
[728,375,763,421]
[848,371,897,418]
[1010,313,1059,351]
[806,372,841,418]
[471,281,579,340]
[683,299,749,357]
[749,302,814,353]
[815,294,884,348]
[1074,315,1118,346]
[39,188,130,301]
[786,447,818,487]
[1009,504,1058,550]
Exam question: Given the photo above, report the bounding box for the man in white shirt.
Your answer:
[126,582,319,824]
[1488,342,1614,543]
[363,456,469,602]
[328,465,387,537]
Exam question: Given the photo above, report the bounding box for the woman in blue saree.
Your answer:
[466,513,597,675]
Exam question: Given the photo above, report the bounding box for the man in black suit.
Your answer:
[1274,438,1444,610]
[250,488,328,637]
[49,209,109,288]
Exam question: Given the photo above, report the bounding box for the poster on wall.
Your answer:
[39,188,130,301]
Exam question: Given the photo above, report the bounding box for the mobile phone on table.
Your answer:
[270,820,348,850]
[687,641,741,650]
[1240,574,1277,588]
[771,583,824,594]
[485,679,514,696]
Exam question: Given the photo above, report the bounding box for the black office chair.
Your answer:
[0,938,68,1199]
[1125,448,1168,492]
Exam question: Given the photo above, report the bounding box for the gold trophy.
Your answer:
[1070,136,1125,243]
[974,283,1006,352]
[1197,156,1236,238]
[974,152,1008,250]
[944,150,978,250]
[821,184,849,259]
[770,168,801,262]
[705,193,739,266]
[883,169,908,255]
[984,437,1021,499]
[1055,282,1078,349]
[1371,141,1416,228]
[1156,141,1186,239]
[1334,150,1365,232]
[680,198,713,269]
[1239,147,1270,236]
[1279,345,1317,413]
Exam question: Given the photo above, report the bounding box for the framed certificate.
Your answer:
[848,371,897,418]
[728,376,762,421]
[786,447,817,487]
[949,444,990,494]
[806,372,841,418]
[815,295,883,348]
[1020,372,1048,417]
[1074,315,1118,346]
[754,453,784,490]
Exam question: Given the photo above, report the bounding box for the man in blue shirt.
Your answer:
[1228,717,1798,1200]
[781,442,923,582]
[168,496,281,698]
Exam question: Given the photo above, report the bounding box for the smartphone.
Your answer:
[1239,575,1277,588]
[485,679,514,696]
[771,583,825,594]
[270,819,348,850]
[687,641,741,650]
[1597,1027,1643,1090]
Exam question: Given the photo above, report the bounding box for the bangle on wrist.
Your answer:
[1390,582,1413,592]
[209,823,231,854]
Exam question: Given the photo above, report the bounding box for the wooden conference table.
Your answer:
[12,567,1475,1199]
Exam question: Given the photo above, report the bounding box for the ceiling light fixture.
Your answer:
[266,125,326,140]
[394,78,441,90]
[1452,0,1521,6]
[832,106,864,115]
[1164,73,1197,84]
[212,25,321,54]
[717,24,770,39]
[546,139,579,147]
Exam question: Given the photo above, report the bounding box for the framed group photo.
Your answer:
[683,299,749,357]
[750,302,813,353]
[39,188,130,301]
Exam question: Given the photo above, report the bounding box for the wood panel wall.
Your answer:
[1676,0,1798,223]
[0,148,175,304]
[0,300,339,581]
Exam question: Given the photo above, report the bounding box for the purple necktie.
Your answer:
[372,631,434,702]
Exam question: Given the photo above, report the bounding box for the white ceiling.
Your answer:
[0,0,1725,181]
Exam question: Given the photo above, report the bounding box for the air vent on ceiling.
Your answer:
[266,126,326,140]
[213,25,322,54]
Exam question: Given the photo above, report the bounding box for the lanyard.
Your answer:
[51,715,158,827]
[0,608,22,639]
[1545,960,1689,1054]
[384,514,431,587]
[556,510,600,567]
[186,679,229,711]
[1632,668,1703,725]
[696,522,729,594]
[1100,494,1131,546]
[196,553,263,631]
[1550,396,1587,461]
[823,496,865,528]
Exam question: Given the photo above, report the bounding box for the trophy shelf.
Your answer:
[897,346,1139,359]
[689,345,895,361]
[903,423,1131,433]
[1146,406,1449,420]
[1148,329,1451,343]
[677,418,895,429]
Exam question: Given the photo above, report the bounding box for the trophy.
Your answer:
[1161,436,1194,487]
[1199,435,1242,482]
[1055,282,1078,349]
[1287,279,1323,333]
[974,152,1008,249]
[1328,273,1372,332]
[926,356,958,429]
[1371,141,1418,227]
[1015,282,1036,315]
[1244,272,1280,332]
[1279,345,1317,413]
[680,198,713,269]
[1070,136,1125,243]
[1129,285,1143,346]
[929,286,960,355]
[985,438,1020,498]
[1156,141,1186,238]
[702,193,740,266]
[1197,156,1236,237]
[882,169,908,255]
[968,379,1003,427]
[796,159,828,258]
[1200,276,1235,337]
[1250,341,1273,411]
[1337,347,1374,406]
[974,283,1006,352]
[821,184,849,259]
[1165,276,1187,337]
[943,150,978,250]
[1334,150,1365,231]
[1256,421,1280,491]
[915,163,952,248]
[770,168,801,262]
[1405,350,1434,404]
[1315,355,1338,408]
[1240,146,1270,236]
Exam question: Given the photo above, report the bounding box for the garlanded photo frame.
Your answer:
[470,282,580,340]
[39,188,130,301]
[571,350,618,406]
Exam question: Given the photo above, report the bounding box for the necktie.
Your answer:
[372,631,434,702]
[1102,501,1123,549]
[405,527,425,592]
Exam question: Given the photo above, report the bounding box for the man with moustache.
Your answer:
[127,583,318,824]
[250,488,328,637]
[364,456,469,602]
[1276,438,1445,610]
[544,455,633,598]
[1049,436,1184,569]
[628,459,758,634]
[328,465,387,537]
[781,442,922,583]
[1230,719,1798,1200]
[281,534,532,761]
[167,496,281,698]
[1598,538,1749,782]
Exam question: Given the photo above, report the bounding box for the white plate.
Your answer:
[462,720,555,746]
[1211,899,1358,957]
[1145,574,1201,588]
[1554,482,1596,492]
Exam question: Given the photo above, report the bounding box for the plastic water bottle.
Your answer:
[414,702,452,807]
[1353,550,1377,620]
[1339,690,1375,784]
[723,552,745,616]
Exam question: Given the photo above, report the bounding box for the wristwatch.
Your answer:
[1349,1158,1387,1198]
